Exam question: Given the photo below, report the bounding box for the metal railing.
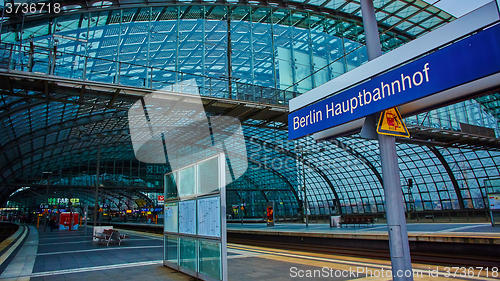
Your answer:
[0,42,296,106]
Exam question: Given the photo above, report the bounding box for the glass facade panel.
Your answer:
[164,202,179,233]
[165,173,178,199]
[0,2,429,106]
[179,237,197,271]
[199,240,222,280]
[165,235,178,263]
[179,200,197,235]
[198,157,220,194]
[178,166,196,197]
[197,197,221,237]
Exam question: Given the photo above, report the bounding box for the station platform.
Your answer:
[89,221,500,262]
[102,221,500,243]
[0,223,499,281]
[227,222,500,260]
[227,222,500,242]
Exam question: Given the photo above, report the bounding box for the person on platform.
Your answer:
[49,216,56,231]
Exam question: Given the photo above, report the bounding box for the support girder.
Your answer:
[1,1,416,42]
[330,139,384,187]
[429,146,465,210]
[248,137,342,213]
[6,185,148,209]
[0,111,127,154]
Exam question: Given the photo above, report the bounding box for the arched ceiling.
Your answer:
[3,0,500,215]
[2,0,454,41]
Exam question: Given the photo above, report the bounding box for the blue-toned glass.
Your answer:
[164,235,178,263]
[198,240,221,280]
[165,173,178,199]
[164,202,178,233]
[179,237,197,272]
[197,197,221,237]
[178,200,196,235]
[197,157,219,194]
[178,166,196,197]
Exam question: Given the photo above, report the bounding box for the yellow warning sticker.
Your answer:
[377,107,410,138]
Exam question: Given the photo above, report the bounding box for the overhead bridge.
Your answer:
[0,69,289,130]
[2,68,500,154]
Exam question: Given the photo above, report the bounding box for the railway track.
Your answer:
[228,237,500,268]
[0,223,18,244]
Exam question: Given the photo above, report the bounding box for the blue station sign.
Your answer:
[288,24,500,140]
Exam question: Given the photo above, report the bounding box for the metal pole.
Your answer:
[227,12,232,99]
[239,172,243,225]
[69,203,73,231]
[45,175,49,232]
[93,142,101,231]
[360,0,382,60]
[379,135,413,279]
[302,147,308,227]
[0,6,5,44]
[240,199,243,225]
[19,14,25,71]
[84,203,88,236]
[360,0,413,280]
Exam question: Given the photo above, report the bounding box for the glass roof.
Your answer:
[1,0,454,40]
[2,81,499,214]
[4,0,500,217]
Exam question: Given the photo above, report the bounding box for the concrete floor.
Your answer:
[0,224,497,281]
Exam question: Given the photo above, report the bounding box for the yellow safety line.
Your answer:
[353,277,395,281]
[228,243,392,266]
[112,229,499,280]
[260,255,482,281]
[353,276,474,281]
[0,226,23,253]
[0,226,27,266]
[229,244,391,270]
[228,244,499,280]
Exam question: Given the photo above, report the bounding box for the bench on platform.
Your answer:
[93,229,113,245]
[110,230,129,246]
[339,216,375,228]
[93,229,129,246]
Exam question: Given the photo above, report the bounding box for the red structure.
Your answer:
[59,212,79,231]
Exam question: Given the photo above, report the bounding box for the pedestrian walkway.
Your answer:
[0,225,33,281]
[0,224,498,280]
[31,227,176,281]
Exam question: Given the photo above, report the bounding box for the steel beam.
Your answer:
[429,146,465,210]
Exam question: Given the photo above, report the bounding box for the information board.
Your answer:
[164,202,178,233]
[489,195,500,210]
[178,200,196,235]
[197,197,221,237]
[164,154,227,281]
[485,178,500,226]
